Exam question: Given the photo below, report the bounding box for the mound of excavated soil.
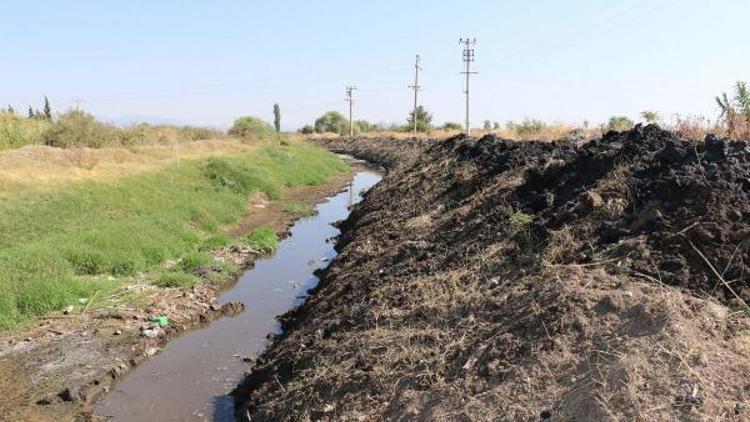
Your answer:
[312,136,427,170]
[234,126,750,420]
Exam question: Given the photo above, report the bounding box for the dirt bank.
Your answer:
[234,126,750,420]
[0,170,352,422]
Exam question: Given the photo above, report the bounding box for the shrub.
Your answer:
[640,111,660,123]
[507,118,547,136]
[314,111,348,134]
[228,116,275,139]
[607,116,635,132]
[299,125,314,134]
[0,112,51,150]
[42,110,118,148]
[355,120,377,133]
[442,122,463,131]
[483,120,492,131]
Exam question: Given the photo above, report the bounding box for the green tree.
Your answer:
[493,121,500,130]
[6,106,14,115]
[607,116,635,131]
[442,122,462,131]
[407,106,433,133]
[314,111,348,134]
[27,106,34,119]
[228,116,275,139]
[640,110,659,123]
[483,120,492,131]
[299,125,314,134]
[273,103,281,133]
[43,96,52,120]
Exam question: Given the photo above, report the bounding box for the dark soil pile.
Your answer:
[312,136,427,170]
[234,126,750,420]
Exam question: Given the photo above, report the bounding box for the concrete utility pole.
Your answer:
[345,85,357,137]
[408,55,422,135]
[460,38,477,136]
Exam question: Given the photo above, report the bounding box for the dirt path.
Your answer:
[0,168,353,422]
[234,127,750,420]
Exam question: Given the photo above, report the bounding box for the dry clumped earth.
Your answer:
[234,126,750,421]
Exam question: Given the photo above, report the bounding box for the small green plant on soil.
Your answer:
[178,252,216,273]
[241,227,279,252]
[154,271,199,288]
[509,211,533,230]
[283,202,315,216]
[0,141,347,329]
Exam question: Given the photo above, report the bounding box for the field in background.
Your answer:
[0,138,348,329]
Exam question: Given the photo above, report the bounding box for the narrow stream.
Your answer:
[95,167,382,421]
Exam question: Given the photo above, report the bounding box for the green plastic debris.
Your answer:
[149,316,170,327]
[78,298,89,305]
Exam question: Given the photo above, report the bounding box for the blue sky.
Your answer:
[1,0,748,129]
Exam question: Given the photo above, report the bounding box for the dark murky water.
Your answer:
[95,168,382,421]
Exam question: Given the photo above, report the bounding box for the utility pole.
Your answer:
[460,38,477,136]
[345,85,357,137]
[408,55,422,135]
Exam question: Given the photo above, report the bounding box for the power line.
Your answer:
[345,85,357,137]
[460,38,477,136]
[408,55,422,135]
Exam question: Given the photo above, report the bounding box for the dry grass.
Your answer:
[0,138,258,191]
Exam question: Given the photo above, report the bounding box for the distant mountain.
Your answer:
[98,115,192,127]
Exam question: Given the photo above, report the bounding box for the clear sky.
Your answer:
[1,0,748,130]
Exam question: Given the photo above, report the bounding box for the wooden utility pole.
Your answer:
[345,85,357,137]
[460,38,477,136]
[408,55,422,135]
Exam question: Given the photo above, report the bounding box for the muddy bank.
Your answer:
[0,170,353,422]
[234,126,750,420]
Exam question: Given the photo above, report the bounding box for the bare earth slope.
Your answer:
[234,126,750,421]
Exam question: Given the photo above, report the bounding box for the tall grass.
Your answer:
[0,141,347,329]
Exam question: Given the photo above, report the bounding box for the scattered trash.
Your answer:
[63,306,74,315]
[140,324,165,338]
[78,298,88,306]
[113,330,122,336]
[149,316,170,327]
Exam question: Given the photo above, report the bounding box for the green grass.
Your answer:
[283,201,315,217]
[0,141,348,329]
[241,227,279,252]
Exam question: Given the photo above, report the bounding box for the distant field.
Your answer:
[0,138,347,329]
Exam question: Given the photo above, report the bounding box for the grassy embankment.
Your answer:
[0,139,347,330]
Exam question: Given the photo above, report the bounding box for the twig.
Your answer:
[81,290,100,315]
[689,241,750,314]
